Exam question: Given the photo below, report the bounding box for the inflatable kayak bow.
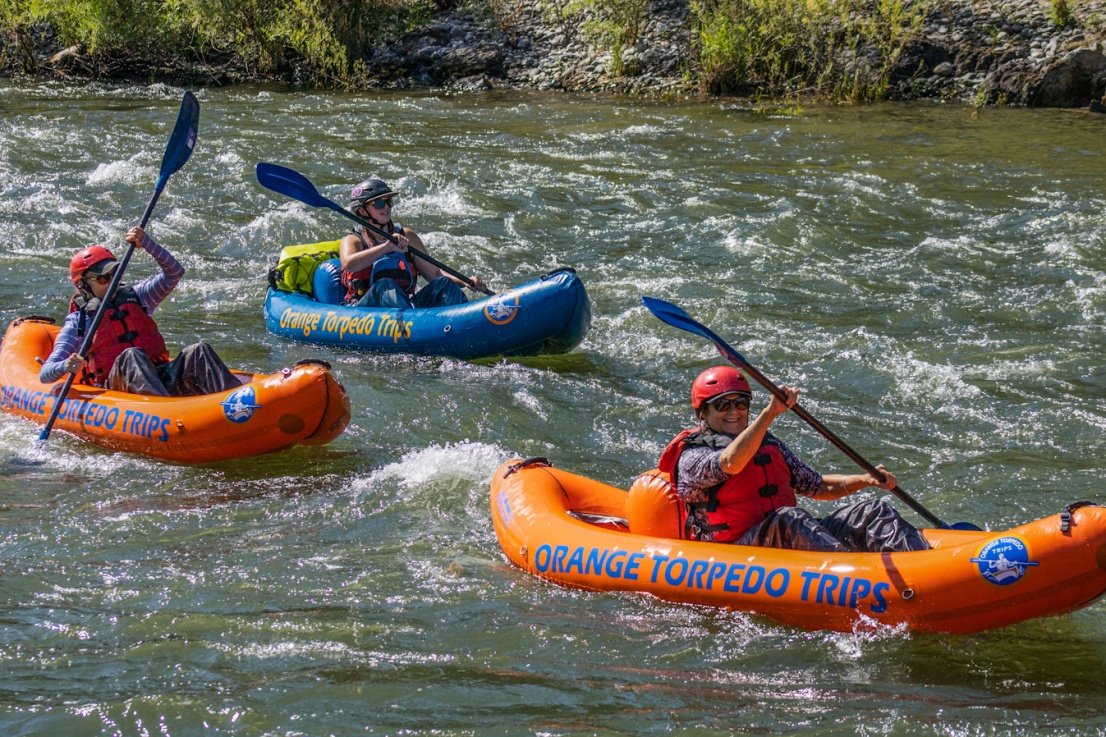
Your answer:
[0,317,350,463]
[490,459,1106,635]
[265,264,590,360]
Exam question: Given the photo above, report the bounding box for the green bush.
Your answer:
[560,0,649,74]
[691,0,926,101]
[1049,0,1074,28]
[0,0,434,82]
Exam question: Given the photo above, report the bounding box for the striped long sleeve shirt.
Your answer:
[39,233,184,384]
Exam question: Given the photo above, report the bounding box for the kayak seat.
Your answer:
[313,258,344,305]
[626,468,686,540]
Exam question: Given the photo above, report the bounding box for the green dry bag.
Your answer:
[268,240,341,296]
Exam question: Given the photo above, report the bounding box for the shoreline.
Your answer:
[2,0,1105,109]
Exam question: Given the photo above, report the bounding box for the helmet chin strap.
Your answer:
[360,208,391,240]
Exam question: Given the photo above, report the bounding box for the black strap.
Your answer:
[753,452,772,466]
[759,484,778,497]
[688,492,721,513]
[503,457,552,478]
[1060,500,1096,533]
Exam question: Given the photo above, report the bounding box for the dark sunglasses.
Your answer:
[709,395,751,412]
[84,272,114,286]
[370,198,393,210]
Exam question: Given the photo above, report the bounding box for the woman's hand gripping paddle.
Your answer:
[38,91,200,443]
[642,296,980,531]
[254,163,494,296]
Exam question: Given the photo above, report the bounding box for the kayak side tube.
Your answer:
[0,317,351,463]
[264,268,590,359]
[489,460,1106,635]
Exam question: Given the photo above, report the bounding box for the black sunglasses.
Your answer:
[84,272,114,286]
[370,198,393,210]
[709,395,751,412]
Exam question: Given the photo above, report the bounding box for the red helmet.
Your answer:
[69,246,116,285]
[691,366,751,410]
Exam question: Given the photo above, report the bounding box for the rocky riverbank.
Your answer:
[3,0,1106,108]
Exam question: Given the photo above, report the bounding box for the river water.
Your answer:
[1,80,1104,735]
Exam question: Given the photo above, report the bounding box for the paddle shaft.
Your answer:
[37,195,162,441]
[721,346,948,528]
[38,91,198,442]
[254,162,494,296]
[641,296,957,529]
[341,207,494,296]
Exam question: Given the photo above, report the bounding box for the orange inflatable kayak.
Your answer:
[490,458,1106,634]
[0,316,351,463]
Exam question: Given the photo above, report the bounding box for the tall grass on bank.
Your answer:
[560,0,649,74]
[0,0,433,82]
[691,0,926,101]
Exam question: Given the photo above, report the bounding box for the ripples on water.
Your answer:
[1,81,1105,734]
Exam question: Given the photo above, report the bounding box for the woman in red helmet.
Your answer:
[657,365,928,553]
[339,178,486,309]
[39,226,238,397]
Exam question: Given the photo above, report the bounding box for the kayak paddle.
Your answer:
[254,162,494,296]
[38,91,200,443]
[642,296,980,531]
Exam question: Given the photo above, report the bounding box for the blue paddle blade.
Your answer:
[255,162,335,210]
[155,91,199,189]
[641,296,749,366]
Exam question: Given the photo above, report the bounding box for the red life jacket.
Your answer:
[658,428,798,542]
[70,287,170,386]
[340,226,419,304]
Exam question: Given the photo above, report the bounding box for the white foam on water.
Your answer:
[215,151,243,167]
[510,389,547,422]
[885,349,981,406]
[243,202,325,241]
[372,441,508,492]
[0,414,166,483]
[155,206,205,234]
[399,183,485,219]
[86,156,156,186]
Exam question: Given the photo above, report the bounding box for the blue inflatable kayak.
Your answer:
[264,265,590,359]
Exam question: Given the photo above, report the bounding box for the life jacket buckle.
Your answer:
[753,453,772,466]
[759,484,778,497]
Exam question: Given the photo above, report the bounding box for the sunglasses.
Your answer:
[370,198,393,210]
[84,272,114,286]
[709,395,751,412]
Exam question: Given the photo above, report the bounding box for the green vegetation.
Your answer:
[1049,0,1074,28]
[690,0,927,101]
[561,0,649,75]
[3,0,931,101]
[0,0,435,82]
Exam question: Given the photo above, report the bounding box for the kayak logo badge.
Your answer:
[970,536,1039,585]
[221,386,263,424]
[484,291,520,326]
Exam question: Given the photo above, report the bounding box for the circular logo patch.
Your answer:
[484,291,520,326]
[970,536,1039,586]
[221,385,263,424]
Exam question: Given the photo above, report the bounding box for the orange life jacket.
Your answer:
[71,287,170,386]
[658,429,798,542]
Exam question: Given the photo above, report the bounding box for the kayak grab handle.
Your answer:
[504,457,552,477]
